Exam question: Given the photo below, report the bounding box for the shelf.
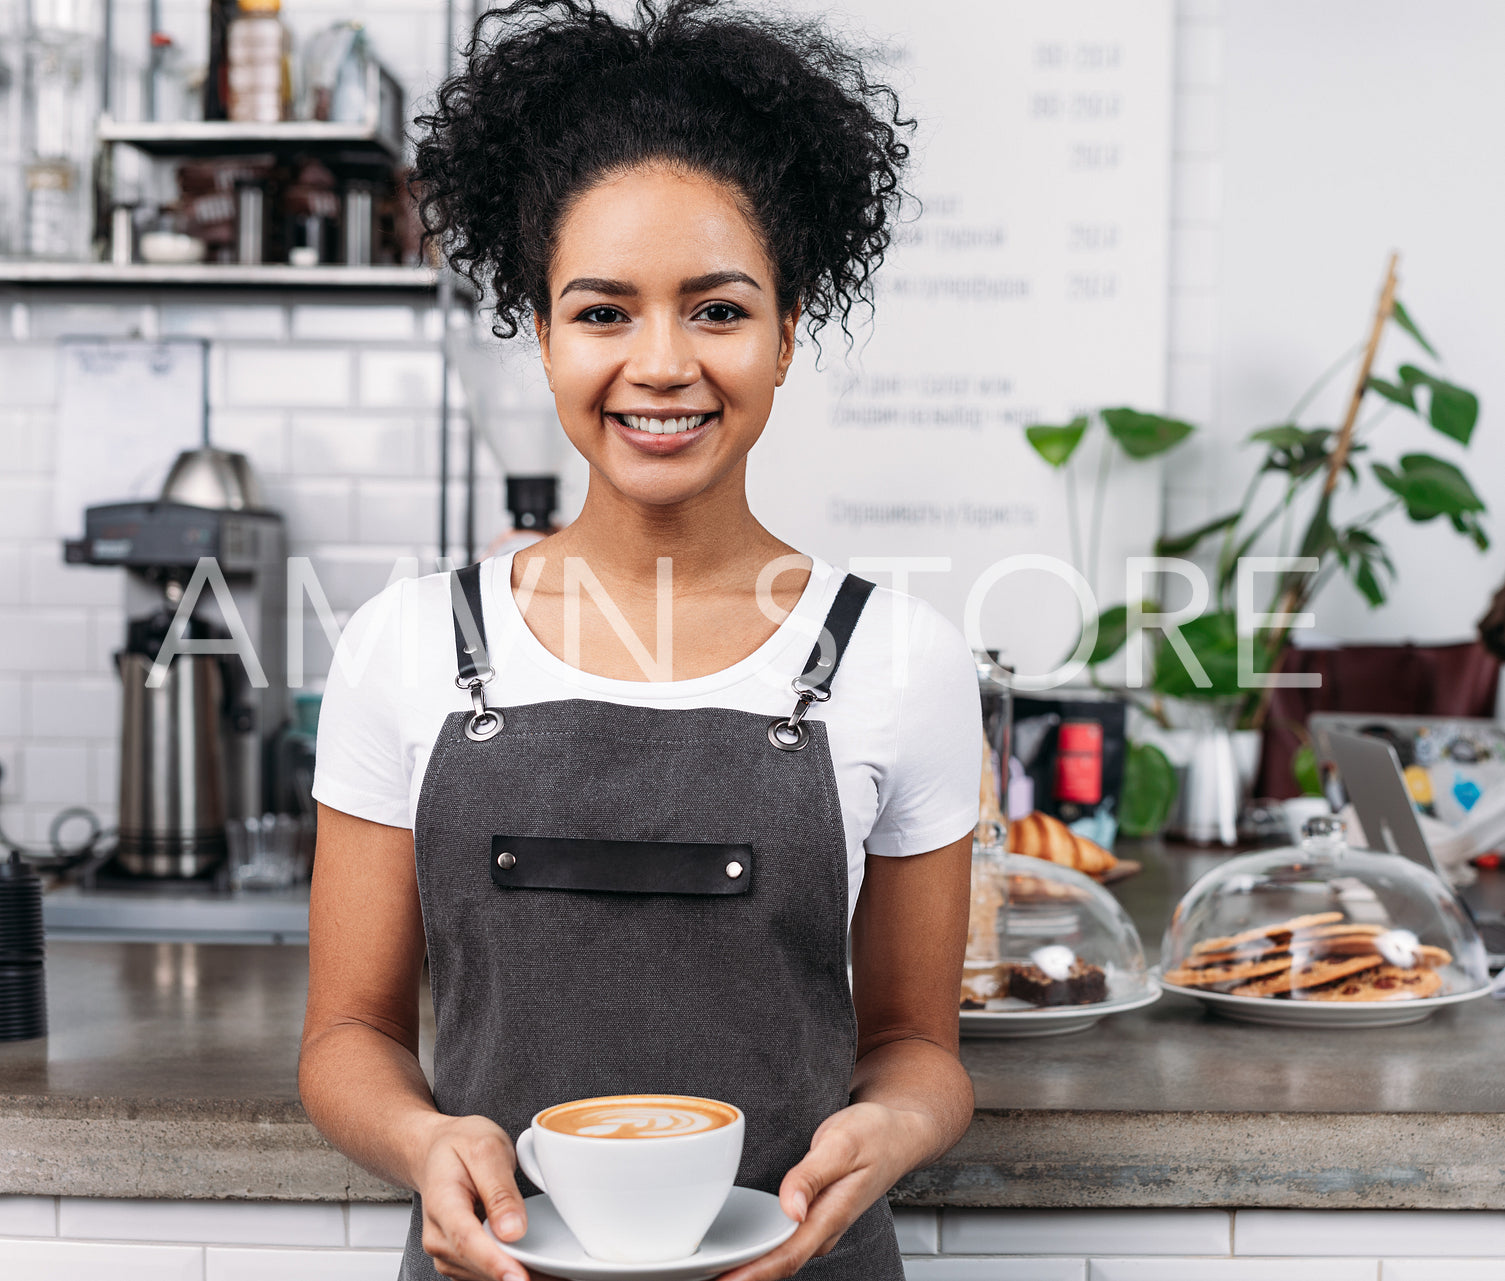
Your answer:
[0,261,454,292]
[97,116,401,163]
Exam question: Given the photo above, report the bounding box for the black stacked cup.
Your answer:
[0,851,45,1042]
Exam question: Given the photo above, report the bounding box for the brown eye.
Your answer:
[698,303,746,324]
[579,305,626,325]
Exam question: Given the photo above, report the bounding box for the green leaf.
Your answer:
[1248,424,1311,449]
[1155,511,1238,557]
[1392,300,1439,359]
[1367,377,1417,411]
[1101,407,1196,459]
[1373,453,1486,521]
[1292,743,1324,797]
[1396,366,1479,445]
[1119,741,1179,838]
[1025,417,1089,468]
[1251,425,1338,480]
[1351,556,1387,606]
[1450,510,1491,552]
[1152,610,1244,699]
[1080,603,1130,666]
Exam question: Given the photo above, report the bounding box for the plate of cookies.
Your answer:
[1157,818,1492,1028]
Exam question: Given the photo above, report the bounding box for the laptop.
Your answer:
[1325,729,1505,971]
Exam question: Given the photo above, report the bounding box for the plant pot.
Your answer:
[1134,701,1259,847]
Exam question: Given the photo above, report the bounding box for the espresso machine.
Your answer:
[65,448,288,877]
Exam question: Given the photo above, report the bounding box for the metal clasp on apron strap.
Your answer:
[766,573,875,753]
[451,564,504,742]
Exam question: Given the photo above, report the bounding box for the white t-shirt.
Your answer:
[311,553,982,922]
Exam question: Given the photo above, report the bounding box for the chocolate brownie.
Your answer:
[1009,960,1107,1006]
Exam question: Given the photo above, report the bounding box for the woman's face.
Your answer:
[536,165,797,510]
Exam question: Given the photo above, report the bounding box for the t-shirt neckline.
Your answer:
[486,551,836,697]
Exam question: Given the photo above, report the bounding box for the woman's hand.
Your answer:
[413,1113,561,1281]
[714,1101,931,1281]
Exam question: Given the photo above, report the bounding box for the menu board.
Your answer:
[748,0,1173,681]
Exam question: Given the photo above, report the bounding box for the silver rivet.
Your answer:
[497,852,516,869]
[725,861,744,879]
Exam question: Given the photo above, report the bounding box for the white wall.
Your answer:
[1167,0,1505,644]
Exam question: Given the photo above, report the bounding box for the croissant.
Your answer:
[1008,810,1117,877]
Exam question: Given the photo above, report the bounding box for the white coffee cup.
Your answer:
[513,1093,745,1263]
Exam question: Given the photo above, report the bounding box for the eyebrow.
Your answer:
[557,270,763,299]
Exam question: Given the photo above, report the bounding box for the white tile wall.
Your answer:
[1090,1261,1377,1281]
[894,1207,939,1255]
[205,1247,404,1281]
[1235,1211,1505,1258]
[1383,1262,1505,1281]
[906,1260,1086,1281]
[57,1198,345,1246]
[0,1239,205,1281]
[0,1195,54,1236]
[940,1209,1230,1257]
[346,1203,412,1249]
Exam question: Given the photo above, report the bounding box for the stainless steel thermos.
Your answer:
[0,851,45,1042]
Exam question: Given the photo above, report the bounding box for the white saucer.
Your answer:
[1156,968,1493,1028]
[960,977,1162,1038]
[485,1185,798,1281]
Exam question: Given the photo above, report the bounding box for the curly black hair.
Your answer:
[411,0,914,351]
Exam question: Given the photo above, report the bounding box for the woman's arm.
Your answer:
[300,803,536,1281]
[719,831,974,1280]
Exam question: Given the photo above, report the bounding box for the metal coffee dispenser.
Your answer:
[65,449,287,877]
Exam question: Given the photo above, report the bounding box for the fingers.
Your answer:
[420,1123,532,1281]
[717,1170,870,1281]
[423,1179,527,1280]
[778,1122,862,1223]
[467,1130,529,1243]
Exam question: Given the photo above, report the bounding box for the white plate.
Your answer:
[960,978,1162,1038]
[485,1185,798,1281]
[1154,968,1494,1028]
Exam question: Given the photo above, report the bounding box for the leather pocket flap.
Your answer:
[490,835,753,895]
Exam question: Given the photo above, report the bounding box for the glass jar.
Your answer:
[975,651,1012,848]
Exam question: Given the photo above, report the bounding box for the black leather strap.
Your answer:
[797,574,875,693]
[451,562,489,682]
[490,835,754,896]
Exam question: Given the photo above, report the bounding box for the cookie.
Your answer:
[1229,953,1383,997]
[1164,954,1294,988]
[1191,912,1345,955]
[1300,965,1443,1002]
[1291,922,1387,941]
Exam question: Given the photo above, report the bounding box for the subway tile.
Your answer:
[353,479,439,545]
[0,1194,54,1236]
[161,304,288,341]
[19,743,89,804]
[0,410,53,473]
[1174,89,1222,156]
[0,546,22,603]
[1177,0,1224,20]
[1170,226,1220,290]
[0,480,52,540]
[940,1210,1230,1257]
[291,305,417,341]
[25,677,118,742]
[88,610,127,676]
[59,1198,344,1246]
[29,303,157,341]
[223,348,353,409]
[260,479,355,544]
[0,345,59,406]
[206,1246,404,1280]
[894,1207,939,1255]
[347,1202,412,1248]
[90,741,120,807]
[208,413,290,476]
[1383,1261,1505,1281]
[1174,21,1224,90]
[0,609,92,673]
[287,414,423,477]
[1168,291,1219,360]
[1167,357,1216,425]
[1235,1211,1505,1258]
[0,1238,203,1280]
[358,349,443,409]
[906,1261,1084,1281]
[0,740,21,800]
[0,678,21,736]
[1172,157,1223,225]
[23,545,124,608]
[1091,1262,1375,1281]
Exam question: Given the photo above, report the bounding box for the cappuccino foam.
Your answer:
[539,1094,738,1140]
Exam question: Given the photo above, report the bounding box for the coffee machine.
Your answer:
[65,449,287,877]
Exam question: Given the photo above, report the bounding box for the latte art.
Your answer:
[539,1094,738,1140]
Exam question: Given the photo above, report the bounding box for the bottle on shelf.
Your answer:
[227,0,291,124]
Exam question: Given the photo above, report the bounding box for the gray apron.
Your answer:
[400,563,903,1280]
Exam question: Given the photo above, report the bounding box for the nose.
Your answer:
[623,309,700,390]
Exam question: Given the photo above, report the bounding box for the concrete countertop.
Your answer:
[3,843,1504,1208]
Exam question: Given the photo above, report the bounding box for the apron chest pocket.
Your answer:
[489,835,754,895]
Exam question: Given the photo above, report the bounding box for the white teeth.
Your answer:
[622,413,711,435]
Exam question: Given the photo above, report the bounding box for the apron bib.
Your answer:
[400,565,903,1280]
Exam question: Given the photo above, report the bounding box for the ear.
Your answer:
[774,300,801,387]
[534,311,554,390]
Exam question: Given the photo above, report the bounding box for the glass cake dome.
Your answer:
[963,827,1153,1015]
[1160,816,1489,1024]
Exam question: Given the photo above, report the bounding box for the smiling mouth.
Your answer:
[607,412,718,436]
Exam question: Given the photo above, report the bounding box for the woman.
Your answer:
[299,3,982,1279]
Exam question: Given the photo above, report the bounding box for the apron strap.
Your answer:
[769,572,876,752]
[450,563,504,742]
